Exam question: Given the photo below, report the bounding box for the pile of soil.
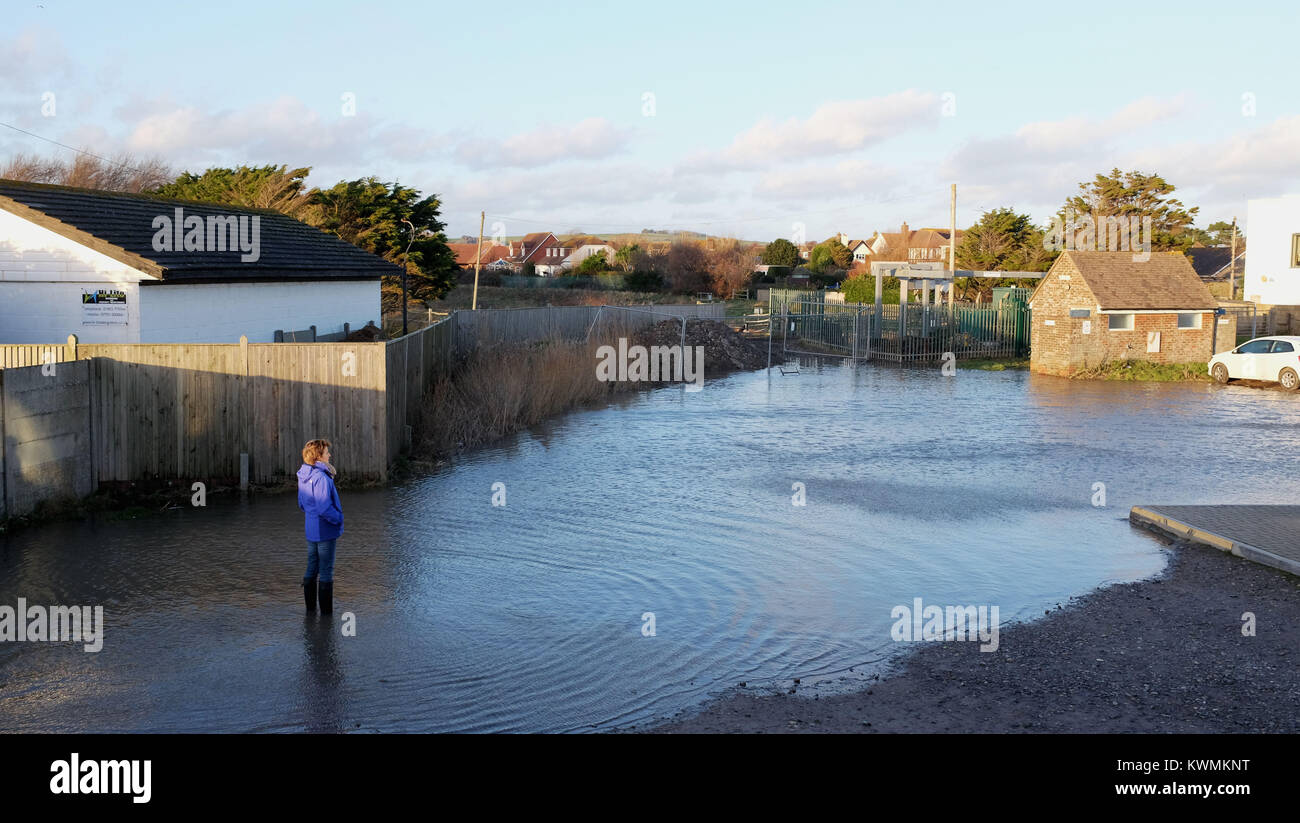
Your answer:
[630,318,776,377]
[345,322,384,342]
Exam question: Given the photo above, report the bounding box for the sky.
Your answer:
[1,0,1297,242]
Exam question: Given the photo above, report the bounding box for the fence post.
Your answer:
[310,325,317,342]
[66,333,77,363]
[0,368,6,521]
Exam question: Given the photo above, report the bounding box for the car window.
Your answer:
[1270,341,1295,353]
[1239,340,1274,354]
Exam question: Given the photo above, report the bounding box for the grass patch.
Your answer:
[1071,360,1210,382]
[957,358,1029,371]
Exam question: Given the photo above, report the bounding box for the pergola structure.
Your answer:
[867,262,1045,312]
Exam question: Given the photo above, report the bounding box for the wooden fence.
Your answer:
[0,303,728,518]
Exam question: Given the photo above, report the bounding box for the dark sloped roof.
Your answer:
[0,179,400,283]
[1062,250,1216,310]
[1186,246,1235,280]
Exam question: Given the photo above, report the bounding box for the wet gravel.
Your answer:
[643,541,1300,733]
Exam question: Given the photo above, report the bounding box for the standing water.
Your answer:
[2,361,1298,732]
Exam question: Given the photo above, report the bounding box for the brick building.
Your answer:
[1028,251,1235,375]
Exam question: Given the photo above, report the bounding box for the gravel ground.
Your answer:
[640,541,1300,733]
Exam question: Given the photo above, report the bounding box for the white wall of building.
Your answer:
[139,281,380,343]
[1245,195,1300,305]
[0,208,150,343]
[1,208,381,343]
[563,244,616,270]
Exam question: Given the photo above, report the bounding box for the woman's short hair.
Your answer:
[302,439,332,465]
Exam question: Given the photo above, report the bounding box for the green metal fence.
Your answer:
[776,299,1030,362]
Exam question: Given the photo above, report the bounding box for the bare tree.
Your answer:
[1,151,172,192]
[665,239,711,294]
[707,237,755,296]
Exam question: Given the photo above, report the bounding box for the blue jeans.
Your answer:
[304,539,337,583]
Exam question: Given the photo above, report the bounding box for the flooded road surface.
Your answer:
[3,361,1299,732]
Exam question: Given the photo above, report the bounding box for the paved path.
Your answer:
[1130,504,1300,576]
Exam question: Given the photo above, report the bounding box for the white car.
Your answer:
[1209,335,1300,389]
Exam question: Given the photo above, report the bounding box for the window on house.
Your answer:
[1108,313,1134,331]
[1177,313,1202,329]
[1292,234,1300,267]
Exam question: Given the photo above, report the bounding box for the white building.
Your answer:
[562,244,616,271]
[0,181,393,343]
[1244,196,1300,305]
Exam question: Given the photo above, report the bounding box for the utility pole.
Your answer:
[1229,216,1238,301]
[472,210,485,311]
[948,183,957,309]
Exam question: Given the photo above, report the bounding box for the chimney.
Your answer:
[900,221,909,236]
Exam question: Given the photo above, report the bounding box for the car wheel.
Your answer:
[1281,368,1299,391]
[1212,363,1230,384]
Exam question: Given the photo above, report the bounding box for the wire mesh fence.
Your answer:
[774,300,1029,363]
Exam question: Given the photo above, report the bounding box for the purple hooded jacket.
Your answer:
[297,461,344,542]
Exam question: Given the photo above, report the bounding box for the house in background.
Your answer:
[0,180,392,344]
[868,222,963,263]
[504,231,570,275]
[563,243,616,271]
[1027,250,1233,375]
[846,239,871,268]
[449,241,514,270]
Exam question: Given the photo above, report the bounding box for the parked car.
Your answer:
[1209,336,1300,389]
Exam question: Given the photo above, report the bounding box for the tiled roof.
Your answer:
[1058,250,1216,311]
[0,179,399,282]
[448,243,481,266]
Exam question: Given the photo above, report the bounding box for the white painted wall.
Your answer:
[139,281,380,342]
[0,208,150,343]
[1,207,381,343]
[1245,196,1300,305]
[563,244,615,269]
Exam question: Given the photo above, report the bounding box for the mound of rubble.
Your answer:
[629,318,776,377]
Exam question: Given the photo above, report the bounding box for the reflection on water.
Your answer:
[2,361,1298,732]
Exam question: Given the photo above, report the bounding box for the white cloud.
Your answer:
[454,117,630,169]
[680,90,940,173]
[754,159,904,200]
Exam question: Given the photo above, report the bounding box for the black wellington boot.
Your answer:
[303,577,318,612]
[318,581,333,615]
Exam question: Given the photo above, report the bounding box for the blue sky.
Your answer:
[2,0,1297,240]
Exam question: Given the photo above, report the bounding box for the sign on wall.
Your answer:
[81,289,128,325]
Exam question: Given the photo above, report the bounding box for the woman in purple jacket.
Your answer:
[297,439,344,614]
